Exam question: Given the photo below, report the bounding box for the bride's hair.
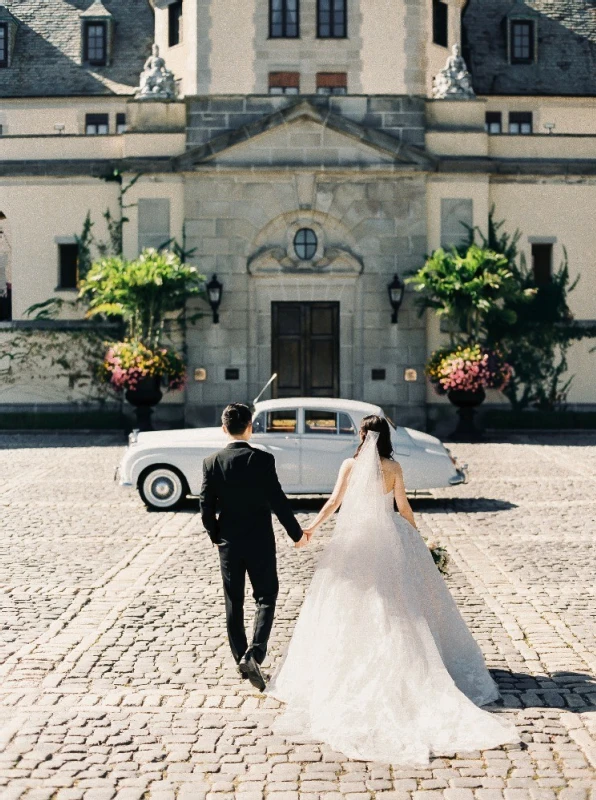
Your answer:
[355,415,393,460]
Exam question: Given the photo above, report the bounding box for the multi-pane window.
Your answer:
[317,0,347,38]
[269,71,300,94]
[316,72,347,95]
[485,111,502,134]
[0,23,8,68]
[270,0,299,38]
[509,111,532,134]
[510,20,535,64]
[84,21,107,66]
[168,0,183,47]
[85,113,109,134]
[58,244,79,290]
[294,228,318,260]
[116,113,127,134]
[432,0,448,47]
[532,243,553,285]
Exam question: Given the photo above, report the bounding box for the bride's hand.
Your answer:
[295,533,309,548]
[304,528,315,541]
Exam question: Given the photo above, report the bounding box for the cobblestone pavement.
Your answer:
[0,432,595,800]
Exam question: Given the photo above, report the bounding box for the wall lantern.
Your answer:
[387,273,405,323]
[206,273,223,323]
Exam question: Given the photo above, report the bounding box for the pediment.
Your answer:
[175,101,434,171]
[216,117,401,168]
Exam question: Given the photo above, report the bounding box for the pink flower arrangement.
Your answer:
[100,340,186,393]
[427,345,512,395]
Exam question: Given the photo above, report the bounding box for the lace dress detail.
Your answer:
[266,434,519,765]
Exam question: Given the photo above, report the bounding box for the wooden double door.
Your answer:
[272,302,340,398]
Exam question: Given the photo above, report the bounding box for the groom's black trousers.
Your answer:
[217,540,279,665]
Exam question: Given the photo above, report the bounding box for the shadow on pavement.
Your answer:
[490,670,596,713]
[177,496,517,514]
[410,497,518,513]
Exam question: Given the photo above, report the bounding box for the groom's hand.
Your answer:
[294,533,309,549]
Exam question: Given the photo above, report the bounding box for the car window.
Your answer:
[339,413,356,435]
[305,409,338,434]
[255,410,297,434]
[383,413,397,430]
[252,412,266,433]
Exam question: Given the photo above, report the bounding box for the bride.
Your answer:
[266,415,520,765]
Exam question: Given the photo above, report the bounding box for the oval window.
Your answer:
[293,228,318,260]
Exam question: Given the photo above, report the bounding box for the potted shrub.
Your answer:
[100,340,186,430]
[79,249,205,430]
[427,345,512,439]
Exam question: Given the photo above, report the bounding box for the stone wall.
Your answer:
[182,167,428,429]
[186,95,426,150]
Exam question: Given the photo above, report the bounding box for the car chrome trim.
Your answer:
[449,464,469,485]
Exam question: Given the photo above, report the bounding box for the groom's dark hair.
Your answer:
[222,403,253,435]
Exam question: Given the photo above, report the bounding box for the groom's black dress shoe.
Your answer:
[238,651,267,692]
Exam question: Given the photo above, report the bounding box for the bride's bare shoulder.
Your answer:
[381,457,403,475]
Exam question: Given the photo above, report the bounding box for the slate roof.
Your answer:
[0,0,154,97]
[463,0,596,96]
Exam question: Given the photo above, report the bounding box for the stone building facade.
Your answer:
[2,0,596,427]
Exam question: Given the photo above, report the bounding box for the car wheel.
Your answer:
[138,465,189,510]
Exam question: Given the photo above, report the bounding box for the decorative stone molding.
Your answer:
[178,99,435,171]
[247,245,363,276]
[432,44,476,100]
[135,44,178,101]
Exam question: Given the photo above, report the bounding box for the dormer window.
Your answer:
[0,6,19,68]
[84,21,107,66]
[510,20,535,64]
[0,23,7,68]
[80,0,114,67]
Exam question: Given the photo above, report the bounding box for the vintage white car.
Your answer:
[115,398,467,510]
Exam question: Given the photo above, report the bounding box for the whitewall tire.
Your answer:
[138,466,188,510]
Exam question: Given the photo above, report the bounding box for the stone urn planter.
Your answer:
[447,388,486,441]
[125,376,163,432]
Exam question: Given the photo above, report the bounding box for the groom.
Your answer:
[199,403,308,691]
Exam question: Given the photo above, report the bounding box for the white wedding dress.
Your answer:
[266,432,519,765]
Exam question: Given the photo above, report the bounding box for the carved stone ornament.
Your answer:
[432,44,476,100]
[135,44,178,101]
[247,245,363,276]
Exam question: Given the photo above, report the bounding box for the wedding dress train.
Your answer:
[266,433,519,765]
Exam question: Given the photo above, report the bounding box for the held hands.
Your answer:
[294,528,315,548]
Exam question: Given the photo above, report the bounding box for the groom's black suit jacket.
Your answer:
[199,441,303,546]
